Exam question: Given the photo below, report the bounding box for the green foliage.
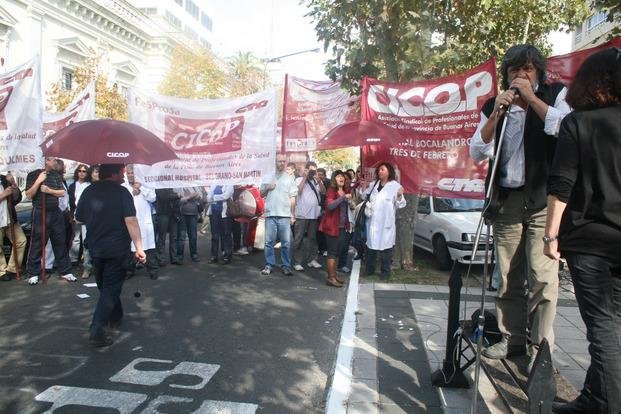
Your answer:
[305,0,590,93]
[158,44,228,99]
[312,147,359,171]
[228,51,269,97]
[46,49,128,120]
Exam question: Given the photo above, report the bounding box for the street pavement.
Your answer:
[0,234,347,414]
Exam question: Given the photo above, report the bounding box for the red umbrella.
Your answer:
[40,119,178,165]
[318,120,402,149]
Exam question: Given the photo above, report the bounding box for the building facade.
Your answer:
[572,9,620,50]
[0,0,211,100]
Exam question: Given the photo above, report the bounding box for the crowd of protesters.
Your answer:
[0,156,406,289]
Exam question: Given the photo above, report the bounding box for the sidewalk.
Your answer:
[335,265,587,413]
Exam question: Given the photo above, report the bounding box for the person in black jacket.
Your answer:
[545,48,621,414]
[0,173,25,281]
[155,188,181,266]
[67,164,92,278]
[469,44,571,364]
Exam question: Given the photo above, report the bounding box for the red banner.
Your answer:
[546,36,621,86]
[281,75,359,152]
[361,59,497,199]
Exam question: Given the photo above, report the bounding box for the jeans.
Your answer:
[90,255,127,336]
[156,213,178,264]
[566,252,621,414]
[264,216,292,269]
[292,218,318,266]
[209,214,233,259]
[366,247,393,280]
[26,207,72,277]
[177,214,198,259]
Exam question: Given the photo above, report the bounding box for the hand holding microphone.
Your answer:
[493,87,520,118]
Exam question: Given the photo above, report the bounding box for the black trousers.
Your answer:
[156,213,178,264]
[566,252,621,414]
[210,215,233,259]
[90,255,127,336]
[26,207,71,277]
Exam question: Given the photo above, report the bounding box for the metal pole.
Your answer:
[41,192,46,284]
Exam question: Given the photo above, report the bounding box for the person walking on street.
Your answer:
[68,164,92,278]
[76,163,146,347]
[292,161,324,271]
[260,156,297,276]
[155,188,181,266]
[207,185,234,264]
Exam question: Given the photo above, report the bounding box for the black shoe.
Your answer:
[126,271,135,280]
[1,272,16,282]
[89,333,114,348]
[282,267,293,276]
[222,258,231,265]
[353,254,362,261]
[551,395,589,413]
[108,319,122,330]
[149,272,158,280]
[482,341,527,359]
[209,257,218,264]
[191,256,200,262]
[171,260,182,265]
[157,261,167,267]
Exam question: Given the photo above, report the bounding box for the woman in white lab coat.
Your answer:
[364,162,406,280]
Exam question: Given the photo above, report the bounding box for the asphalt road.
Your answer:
[0,235,348,414]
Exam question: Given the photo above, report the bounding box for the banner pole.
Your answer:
[280,74,289,153]
[41,192,46,284]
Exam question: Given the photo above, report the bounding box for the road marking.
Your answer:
[110,358,220,390]
[142,396,258,413]
[325,259,361,413]
[35,385,147,414]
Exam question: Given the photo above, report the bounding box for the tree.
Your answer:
[158,44,228,99]
[312,147,359,172]
[305,0,589,270]
[228,51,268,97]
[47,49,128,120]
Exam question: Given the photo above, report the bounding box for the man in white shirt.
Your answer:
[292,161,325,271]
[469,44,571,365]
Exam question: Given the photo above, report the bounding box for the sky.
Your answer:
[207,0,331,82]
[207,1,573,83]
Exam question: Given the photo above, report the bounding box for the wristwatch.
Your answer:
[542,235,557,244]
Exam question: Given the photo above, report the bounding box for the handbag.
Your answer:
[352,180,379,243]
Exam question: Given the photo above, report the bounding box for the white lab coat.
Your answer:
[365,180,406,250]
[123,182,156,251]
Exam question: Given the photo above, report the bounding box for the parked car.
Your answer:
[414,195,493,270]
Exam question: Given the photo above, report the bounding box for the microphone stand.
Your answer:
[466,102,514,413]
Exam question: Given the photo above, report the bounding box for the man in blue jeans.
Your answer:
[260,156,297,276]
[76,164,146,347]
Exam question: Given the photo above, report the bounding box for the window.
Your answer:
[61,68,74,90]
[185,0,199,19]
[165,11,181,28]
[417,196,430,214]
[586,11,607,32]
[184,26,198,40]
[174,0,182,5]
[201,12,213,31]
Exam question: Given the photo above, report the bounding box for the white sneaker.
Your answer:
[307,260,322,269]
[338,266,351,273]
[235,247,249,255]
[322,251,328,257]
[61,273,77,282]
[260,266,272,275]
[293,264,304,271]
[28,276,39,285]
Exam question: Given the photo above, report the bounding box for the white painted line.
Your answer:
[109,358,220,390]
[76,294,90,299]
[325,259,361,414]
[35,385,147,414]
[83,283,97,287]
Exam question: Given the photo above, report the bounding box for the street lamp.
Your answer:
[261,47,321,86]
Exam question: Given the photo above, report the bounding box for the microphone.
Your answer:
[496,87,521,115]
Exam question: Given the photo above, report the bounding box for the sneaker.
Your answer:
[282,267,293,276]
[28,276,39,285]
[307,260,322,269]
[260,266,272,275]
[293,264,304,271]
[191,256,200,262]
[322,251,328,257]
[235,247,249,255]
[482,340,526,359]
[81,269,91,279]
[338,266,351,273]
[61,273,78,282]
[89,333,113,348]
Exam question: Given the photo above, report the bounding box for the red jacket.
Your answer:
[319,187,350,237]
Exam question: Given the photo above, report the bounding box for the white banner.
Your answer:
[43,80,96,138]
[128,88,278,188]
[0,56,43,172]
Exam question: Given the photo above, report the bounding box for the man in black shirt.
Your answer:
[24,156,74,285]
[76,163,146,347]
